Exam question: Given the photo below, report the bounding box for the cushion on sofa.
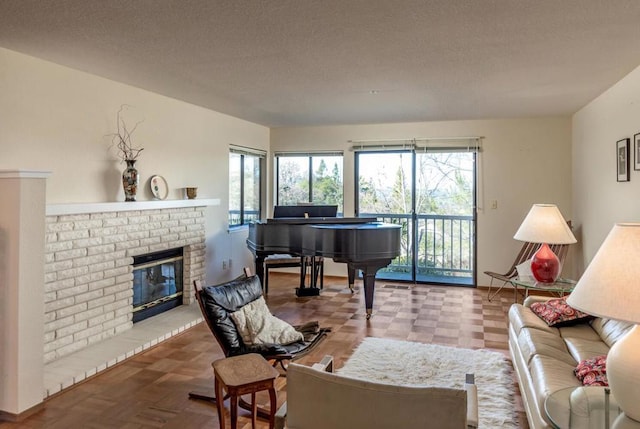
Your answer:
[558,323,604,341]
[508,304,556,337]
[590,318,634,348]
[530,298,593,327]
[563,336,611,364]
[529,354,582,415]
[574,355,608,386]
[517,327,577,366]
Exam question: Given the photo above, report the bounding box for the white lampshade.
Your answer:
[567,223,640,422]
[567,223,640,324]
[513,204,577,244]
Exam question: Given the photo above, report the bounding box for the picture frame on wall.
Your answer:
[634,133,640,171]
[617,138,630,182]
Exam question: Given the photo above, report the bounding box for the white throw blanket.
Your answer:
[338,337,519,428]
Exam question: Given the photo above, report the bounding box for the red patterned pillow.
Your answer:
[530,298,593,327]
[574,355,608,386]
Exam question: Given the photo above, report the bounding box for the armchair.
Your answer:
[276,355,478,429]
[188,270,329,415]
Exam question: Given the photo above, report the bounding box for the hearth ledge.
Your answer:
[46,198,220,216]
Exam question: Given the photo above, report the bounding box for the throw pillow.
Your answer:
[530,298,593,327]
[574,355,608,386]
[229,306,252,345]
[230,296,304,345]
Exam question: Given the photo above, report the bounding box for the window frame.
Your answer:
[229,146,265,228]
[274,151,344,212]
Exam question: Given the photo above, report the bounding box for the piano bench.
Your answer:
[264,255,324,294]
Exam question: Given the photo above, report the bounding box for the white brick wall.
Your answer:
[44,207,206,363]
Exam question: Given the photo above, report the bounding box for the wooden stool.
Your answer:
[213,353,279,429]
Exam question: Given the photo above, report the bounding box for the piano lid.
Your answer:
[302,222,401,261]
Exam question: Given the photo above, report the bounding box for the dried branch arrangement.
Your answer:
[108,105,144,162]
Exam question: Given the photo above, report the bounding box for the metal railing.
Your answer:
[228,210,260,226]
[230,209,474,284]
[362,212,474,284]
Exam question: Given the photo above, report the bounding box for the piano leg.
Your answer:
[362,269,376,320]
[353,259,392,320]
[347,265,356,293]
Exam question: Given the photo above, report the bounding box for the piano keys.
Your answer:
[246,217,401,319]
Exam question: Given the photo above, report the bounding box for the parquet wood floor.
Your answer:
[0,274,529,428]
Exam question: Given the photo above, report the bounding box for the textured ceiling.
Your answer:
[1,0,640,127]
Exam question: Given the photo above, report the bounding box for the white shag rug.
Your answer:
[337,337,518,429]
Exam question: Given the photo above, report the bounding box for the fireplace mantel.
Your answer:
[46,198,220,216]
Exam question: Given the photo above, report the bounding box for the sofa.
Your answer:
[508,296,640,429]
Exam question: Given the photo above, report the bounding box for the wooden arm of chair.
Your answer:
[274,355,334,429]
[465,373,478,429]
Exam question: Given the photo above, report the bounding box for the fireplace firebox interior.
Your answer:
[132,248,184,323]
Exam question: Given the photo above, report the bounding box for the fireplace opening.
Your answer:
[132,248,184,323]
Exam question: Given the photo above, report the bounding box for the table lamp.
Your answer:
[567,223,640,423]
[513,204,577,283]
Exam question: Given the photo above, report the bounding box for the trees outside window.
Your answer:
[276,154,343,214]
[229,150,262,227]
[356,149,475,284]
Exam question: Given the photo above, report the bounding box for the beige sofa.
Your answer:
[508,296,639,429]
[276,355,478,429]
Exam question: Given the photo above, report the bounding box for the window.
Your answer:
[229,147,264,227]
[275,152,344,214]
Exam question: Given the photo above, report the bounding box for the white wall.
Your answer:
[0,174,47,416]
[0,47,269,284]
[271,117,574,284]
[0,46,577,288]
[572,64,640,272]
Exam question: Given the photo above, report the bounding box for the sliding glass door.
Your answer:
[356,146,476,285]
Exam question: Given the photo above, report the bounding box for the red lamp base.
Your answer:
[531,243,561,283]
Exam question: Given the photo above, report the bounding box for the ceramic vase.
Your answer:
[122,159,139,202]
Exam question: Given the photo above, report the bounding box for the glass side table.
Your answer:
[544,387,629,429]
[510,277,576,303]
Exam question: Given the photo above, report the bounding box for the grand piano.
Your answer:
[246,205,401,319]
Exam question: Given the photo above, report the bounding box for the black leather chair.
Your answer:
[188,270,329,413]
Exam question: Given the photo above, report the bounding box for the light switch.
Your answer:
[491,200,498,209]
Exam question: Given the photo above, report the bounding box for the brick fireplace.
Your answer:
[43,203,210,363]
[0,172,221,418]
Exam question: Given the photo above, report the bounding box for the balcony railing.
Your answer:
[232,210,474,285]
[229,210,260,226]
[362,212,474,285]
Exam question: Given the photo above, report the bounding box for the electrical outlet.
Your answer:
[222,260,227,270]
[228,259,232,269]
